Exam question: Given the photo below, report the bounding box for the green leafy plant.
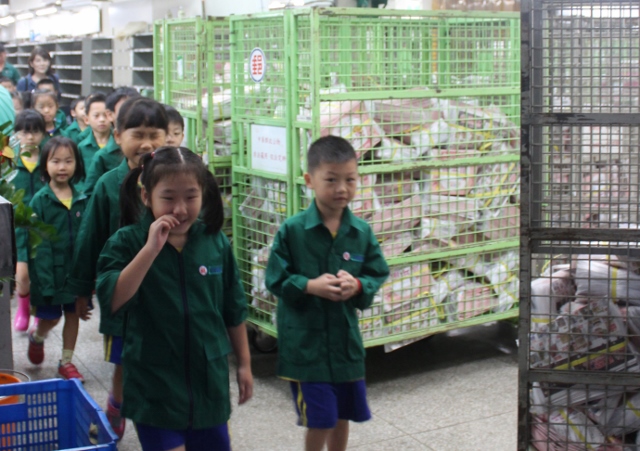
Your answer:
[0,121,57,262]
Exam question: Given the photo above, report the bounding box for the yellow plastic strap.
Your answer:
[559,410,592,449]
[611,267,618,300]
[626,400,640,419]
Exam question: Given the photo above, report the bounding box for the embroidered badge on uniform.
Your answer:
[199,265,208,276]
[76,212,81,217]
[343,252,351,261]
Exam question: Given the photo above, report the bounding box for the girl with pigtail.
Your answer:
[96,146,253,451]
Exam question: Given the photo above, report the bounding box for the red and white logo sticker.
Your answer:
[343,252,351,261]
[249,48,266,83]
[199,265,208,276]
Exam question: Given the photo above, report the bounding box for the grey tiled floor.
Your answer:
[9,299,518,450]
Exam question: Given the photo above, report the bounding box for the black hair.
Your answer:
[28,47,55,76]
[39,137,85,185]
[116,97,168,133]
[106,87,140,112]
[70,96,85,113]
[14,109,46,134]
[36,78,55,91]
[30,89,58,109]
[0,76,14,86]
[307,135,357,173]
[164,105,184,130]
[10,91,23,107]
[84,92,106,115]
[120,146,223,235]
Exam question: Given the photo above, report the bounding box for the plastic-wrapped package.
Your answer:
[379,264,433,319]
[318,100,382,158]
[350,174,380,220]
[373,171,421,206]
[370,194,422,241]
[368,96,442,138]
[430,147,477,196]
[447,281,496,321]
[424,194,481,229]
[575,260,640,304]
[408,118,455,154]
[379,232,413,260]
[375,138,423,163]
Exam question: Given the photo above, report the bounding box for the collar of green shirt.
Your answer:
[103,134,120,153]
[303,199,367,234]
[40,182,87,206]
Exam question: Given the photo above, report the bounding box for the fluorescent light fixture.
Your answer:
[36,7,58,16]
[0,16,15,25]
[562,6,639,18]
[269,1,286,8]
[16,12,35,20]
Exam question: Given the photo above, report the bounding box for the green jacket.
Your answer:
[83,137,122,197]
[75,126,92,145]
[76,131,113,192]
[12,151,45,262]
[41,127,63,150]
[96,212,247,429]
[55,109,68,131]
[62,121,85,143]
[66,159,130,336]
[27,184,87,306]
[1,62,20,85]
[265,201,389,383]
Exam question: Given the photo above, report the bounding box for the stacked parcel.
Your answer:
[529,253,640,449]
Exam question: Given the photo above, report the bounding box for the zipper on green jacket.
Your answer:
[177,251,195,428]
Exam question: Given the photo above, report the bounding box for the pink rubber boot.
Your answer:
[14,293,31,332]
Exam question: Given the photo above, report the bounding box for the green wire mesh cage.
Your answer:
[231,8,521,347]
[154,16,233,236]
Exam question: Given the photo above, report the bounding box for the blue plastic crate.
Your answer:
[0,379,118,450]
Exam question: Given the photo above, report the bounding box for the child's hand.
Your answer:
[306,274,343,301]
[145,215,180,254]
[76,296,92,321]
[237,364,253,405]
[337,270,360,301]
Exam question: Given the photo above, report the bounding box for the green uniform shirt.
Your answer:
[83,136,122,197]
[12,150,44,262]
[61,121,85,144]
[1,62,20,86]
[76,130,113,193]
[96,211,247,430]
[41,127,63,150]
[265,200,389,383]
[55,109,68,132]
[66,159,130,336]
[0,85,15,133]
[75,126,92,145]
[26,184,87,306]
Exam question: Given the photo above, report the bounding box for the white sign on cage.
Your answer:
[251,124,288,176]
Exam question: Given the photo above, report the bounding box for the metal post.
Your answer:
[0,196,16,370]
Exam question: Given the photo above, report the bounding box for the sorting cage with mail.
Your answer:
[154,16,233,234]
[230,7,521,348]
[519,0,640,449]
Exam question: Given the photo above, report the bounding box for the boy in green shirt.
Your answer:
[62,96,87,144]
[82,88,140,196]
[266,135,390,451]
[76,93,112,192]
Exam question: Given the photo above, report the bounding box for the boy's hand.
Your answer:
[306,274,343,301]
[337,270,360,301]
[76,296,92,321]
[237,364,254,405]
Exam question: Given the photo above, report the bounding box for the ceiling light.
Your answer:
[36,7,58,16]
[0,16,15,26]
[16,12,35,20]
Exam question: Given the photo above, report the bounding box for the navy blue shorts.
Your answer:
[135,422,231,451]
[103,335,123,365]
[289,380,371,429]
[32,302,76,320]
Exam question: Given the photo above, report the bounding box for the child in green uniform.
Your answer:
[97,146,253,451]
[164,105,185,147]
[266,136,390,451]
[12,109,47,332]
[62,96,87,144]
[31,89,62,148]
[76,93,112,192]
[25,137,87,382]
[83,88,141,196]
[36,78,68,131]
[66,97,168,439]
